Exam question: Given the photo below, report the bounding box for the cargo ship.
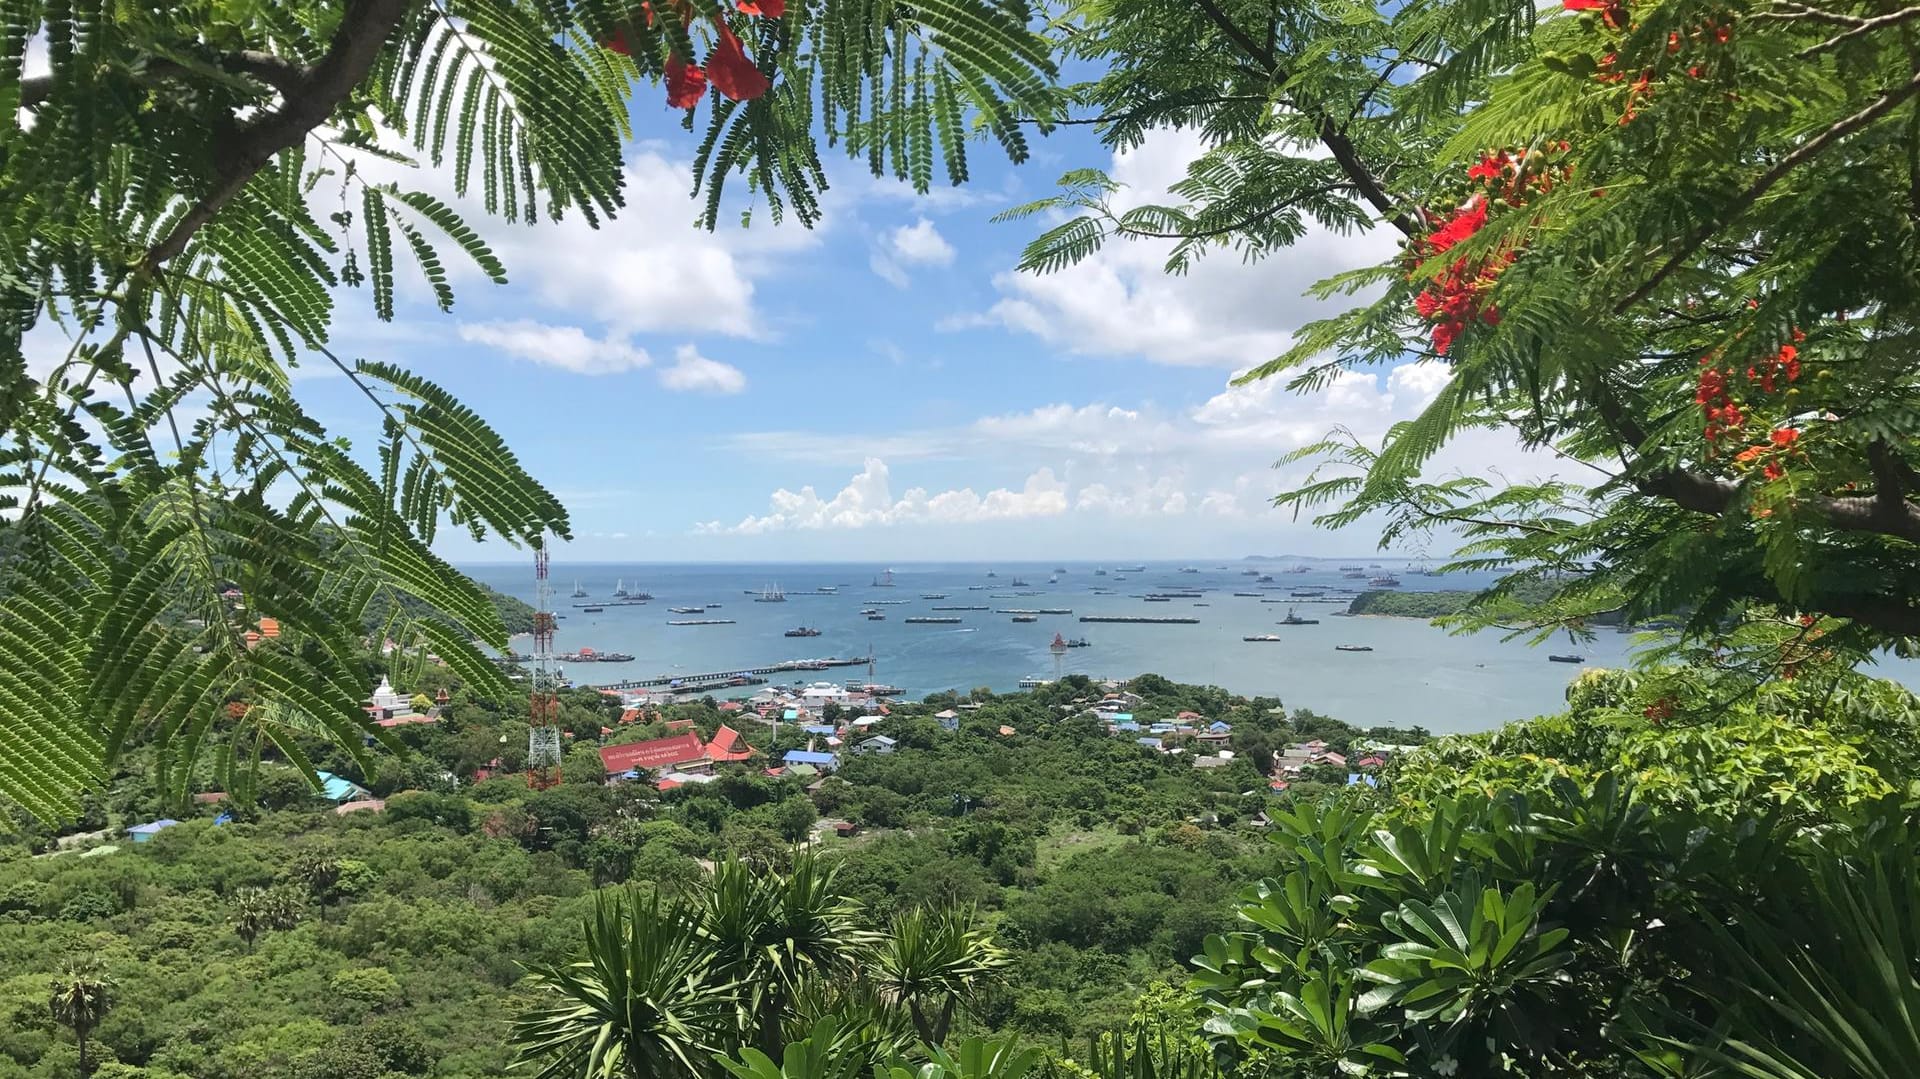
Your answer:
[784,627,823,637]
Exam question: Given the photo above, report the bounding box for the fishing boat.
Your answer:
[859,608,878,615]
[1012,615,1038,623]
[1548,653,1585,663]
[1244,634,1282,642]
[1064,637,1090,648]
[1335,644,1375,652]
[921,593,948,599]
[873,569,895,587]
[867,612,886,621]
[668,606,706,614]
[1047,576,1058,584]
[784,627,823,638]
[1368,576,1402,588]
[1093,568,1107,576]
[1010,577,1031,587]
[581,606,604,613]
[1256,575,1275,584]
[613,578,628,598]
[571,580,587,598]
[986,570,997,578]
[1242,568,1261,576]
[755,585,787,603]
[1279,608,1320,626]
[1178,567,1200,574]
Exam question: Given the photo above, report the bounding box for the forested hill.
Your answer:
[361,578,536,637]
[1346,579,1576,620]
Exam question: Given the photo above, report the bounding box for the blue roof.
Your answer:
[784,750,836,765]
[1110,712,1133,721]
[315,771,362,801]
[782,709,800,720]
[128,819,181,835]
[1346,773,1379,787]
[1136,737,1163,749]
[1113,721,1141,732]
[1209,720,1233,732]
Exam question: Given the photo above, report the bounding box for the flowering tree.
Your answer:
[1012,0,1920,673]
[0,0,1055,823]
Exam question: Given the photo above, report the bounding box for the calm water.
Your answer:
[461,561,1668,735]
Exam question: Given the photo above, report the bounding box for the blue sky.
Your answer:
[286,95,1512,563]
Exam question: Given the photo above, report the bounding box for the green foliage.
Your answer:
[0,0,1059,825]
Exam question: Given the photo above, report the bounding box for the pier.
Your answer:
[590,655,874,691]
[1079,615,1200,624]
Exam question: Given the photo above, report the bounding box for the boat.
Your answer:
[557,648,635,662]
[815,586,838,594]
[755,585,787,602]
[571,580,587,597]
[1117,565,1147,573]
[1343,571,1368,580]
[668,619,734,625]
[1256,575,1275,584]
[1093,568,1107,576]
[1233,592,1262,597]
[1279,608,1320,626]
[1242,569,1261,576]
[921,593,948,599]
[1549,653,1585,663]
[867,613,886,621]
[613,578,627,597]
[859,608,878,615]
[1111,575,1127,581]
[873,569,895,587]
[1010,577,1031,587]
[1369,576,1402,588]
[1079,615,1199,624]
[668,606,706,614]
[986,570,997,578]
[1018,677,1051,688]
[1339,565,1364,571]
[1287,566,1311,573]
[1053,567,1067,574]
[1243,634,1282,642]
[1047,576,1058,584]
[1335,644,1375,652]
[1064,637,1090,648]
[784,627,823,638]
[1012,615,1038,623]
[580,606,604,612]
[968,585,990,590]
[1144,596,1171,603]
[1290,590,1324,598]
[904,616,962,624]
[1178,567,1200,574]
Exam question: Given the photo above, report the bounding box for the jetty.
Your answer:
[1079,615,1200,624]
[591,655,873,691]
[572,600,648,608]
[904,616,963,624]
[667,619,735,626]
[931,605,989,611]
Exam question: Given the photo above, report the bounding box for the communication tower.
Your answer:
[1050,632,1068,681]
[527,540,563,788]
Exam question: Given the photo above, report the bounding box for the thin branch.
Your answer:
[1798,5,1920,56]
[20,50,312,108]
[1192,0,1276,70]
[1615,65,1920,314]
[140,0,417,272]
[1112,187,1348,240]
[1016,94,1270,126]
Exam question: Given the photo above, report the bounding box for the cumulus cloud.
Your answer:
[657,345,748,394]
[871,216,956,288]
[889,218,956,265]
[701,358,1558,535]
[457,320,651,375]
[698,458,1069,534]
[949,129,1400,368]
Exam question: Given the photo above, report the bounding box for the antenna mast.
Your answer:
[527,539,563,788]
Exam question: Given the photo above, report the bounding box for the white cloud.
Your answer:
[889,218,956,265]
[457,319,651,375]
[657,345,747,394]
[698,458,1069,534]
[952,128,1400,368]
[869,251,911,289]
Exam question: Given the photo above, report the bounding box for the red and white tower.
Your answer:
[527,540,563,787]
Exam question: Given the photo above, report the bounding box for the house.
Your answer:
[830,820,859,837]
[599,732,712,776]
[1208,720,1233,733]
[1195,729,1232,747]
[783,749,838,772]
[1112,720,1142,733]
[1136,736,1164,751]
[657,771,721,791]
[1108,712,1134,724]
[1268,778,1291,794]
[853,735,897,755]
[315,771,369,802]
[718,701,744,713]
[707,725,756,763]
[850,716,884,729]
[1355,755,1386,769]
[1192,756,1232,769]
[1321,751,1348,769]
[1177,711,1204,723]
[335,798,386,815]
[784,762,820,780]
[126,819,180,843]
[933,708,960,731]
[998,725,1016,736]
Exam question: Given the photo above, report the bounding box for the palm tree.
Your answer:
[868,906,1009,1046]
[231,885,304,952]
[515,889,737,1079]
[48,962,113,1078]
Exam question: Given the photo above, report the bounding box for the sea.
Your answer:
[459,561,1920,736]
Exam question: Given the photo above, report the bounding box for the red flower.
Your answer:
[1563,0,1610,8]
[1667,31,1680,52]
[737,0,785,15]
[1467,153,1508,182]
[1426,197,1487,253]
[1770,427,1799,447]
[1414,290,1442,318]
[666,54,708,108]
[1763,461,1785,481]
[704,21,770,100]
[603,26,633,54]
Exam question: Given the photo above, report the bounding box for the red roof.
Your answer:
[718,701,744,712]
[619,708,641,724]
[707,724,755,762]
[665,717,696,730]
[1322,752,1347,767]
[1178,711,1202,720]
[599,732,708,774]
[375,713,437,728]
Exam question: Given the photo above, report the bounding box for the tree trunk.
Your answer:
[76,1027,90,1079]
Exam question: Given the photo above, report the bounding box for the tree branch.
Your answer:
[1017,94,1270,126]
[20,49,312,108]
[139,0,417,272]
[1113,187,1349,240]
[1614,65,1920,313]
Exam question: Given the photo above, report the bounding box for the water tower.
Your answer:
[1050,632,1067,681]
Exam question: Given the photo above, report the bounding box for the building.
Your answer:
[1193,755,1232,769]
[315,771,369,802]
[707,725,756,763]
[783,749,838,772]
[127,819,180,843]
[933,708,960,731]
[599,732,712,775]
[1136,736,1164,751]
[335,798,386,815]
[853,735,897,755]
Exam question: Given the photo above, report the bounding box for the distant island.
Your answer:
[1346,582,1640,627]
